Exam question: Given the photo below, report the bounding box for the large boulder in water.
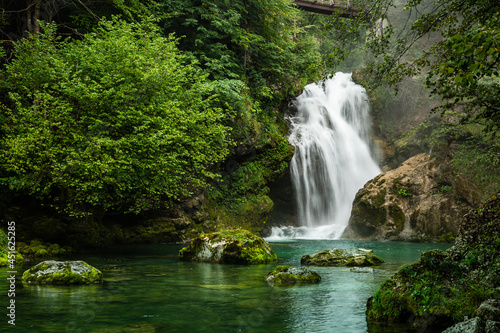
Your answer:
[266,265,321,286]
[300,248,384,267]
[22,260,102,284]
[178,229,277,264]
[342,153,478,242]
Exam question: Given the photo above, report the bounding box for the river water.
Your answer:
[2,240,450,332]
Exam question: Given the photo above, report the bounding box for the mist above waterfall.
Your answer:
[268,72,381,240]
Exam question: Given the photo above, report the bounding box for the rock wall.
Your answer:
[366,193,500,331]
[342,153,479,241]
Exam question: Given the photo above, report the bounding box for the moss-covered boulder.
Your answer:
[300,248,384,267]
[179,229,277,264]
[366,193,500,331]
[22,260,103,285]
[266,265,321,286]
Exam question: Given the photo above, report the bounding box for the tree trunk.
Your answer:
[34,0,41,34]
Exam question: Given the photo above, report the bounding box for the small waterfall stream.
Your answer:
[269,72,381,240]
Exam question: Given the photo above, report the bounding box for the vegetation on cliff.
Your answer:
[0,0,324,243]
[366,193,500,330]
[347,0,500,201]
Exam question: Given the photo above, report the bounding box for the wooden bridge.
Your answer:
[293,0,358,17]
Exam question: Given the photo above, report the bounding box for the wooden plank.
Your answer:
[293,0,358,17]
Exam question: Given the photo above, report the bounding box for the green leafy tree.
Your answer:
[325,0,500,134]
[0,19,231,217]
[156,0,321,99]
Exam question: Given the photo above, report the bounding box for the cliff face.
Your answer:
[342,153,479,241]
[366,193,500,331]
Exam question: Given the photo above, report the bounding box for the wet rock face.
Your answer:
[178,229,277,265]
[342,153,479,241]
[22,260,102,284]
[265,265,321,286]
[366,195,500,331]
[300,248,384,267]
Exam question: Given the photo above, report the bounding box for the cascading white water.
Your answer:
[268,72,381,240]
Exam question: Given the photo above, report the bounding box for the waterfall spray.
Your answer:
[269,73,381,240]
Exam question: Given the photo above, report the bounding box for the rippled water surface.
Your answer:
[1,240,451,332]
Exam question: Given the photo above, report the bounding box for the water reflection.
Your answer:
[0,240,450,333]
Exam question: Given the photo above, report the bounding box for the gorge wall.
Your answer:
[342,153,479,241]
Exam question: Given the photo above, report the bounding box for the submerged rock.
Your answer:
[100,323,166,332]
[300,248,384,267]
[178,229,277,264]
[265,265,321,286]
[350,267,374,273]
[22,260,103,284]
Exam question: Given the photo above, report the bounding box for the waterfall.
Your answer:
[268,72,381,240]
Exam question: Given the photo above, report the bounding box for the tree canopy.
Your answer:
[0,19,231,217]
[0,0,324,219]
[326,0,500,134]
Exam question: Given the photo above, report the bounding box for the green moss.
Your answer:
[372,174,386,186]
[35,249,49,257]
[205,196,274,234]
[367,196,500,330]
[266,265,321,286]
[0,229,24,267]
[367,279,412,323]
[22,260,103,285]
[18,240,72,259]
[179,229,277,264]
[350,204,385,237]
[301,249,384,267]
[389,205,405,232]
[373,189,387,206]
[434,232,455,243]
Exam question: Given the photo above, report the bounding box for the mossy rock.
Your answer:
[22,260,103,285]
[0,229,24,267]
[179,229,277,264]
[17,240,72,259]
[265,265,321,286]
[366,195,500,331]
[300,248,384,267]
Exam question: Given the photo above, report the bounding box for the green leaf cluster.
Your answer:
[332,0,500,135]
[0,19,231,217]
[156,0,322,99]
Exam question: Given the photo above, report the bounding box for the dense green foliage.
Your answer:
[326,0,500,135]
[396,112,500,200]
[156,0,319,95]
[0,0,324,226]
[0,20,231,217]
